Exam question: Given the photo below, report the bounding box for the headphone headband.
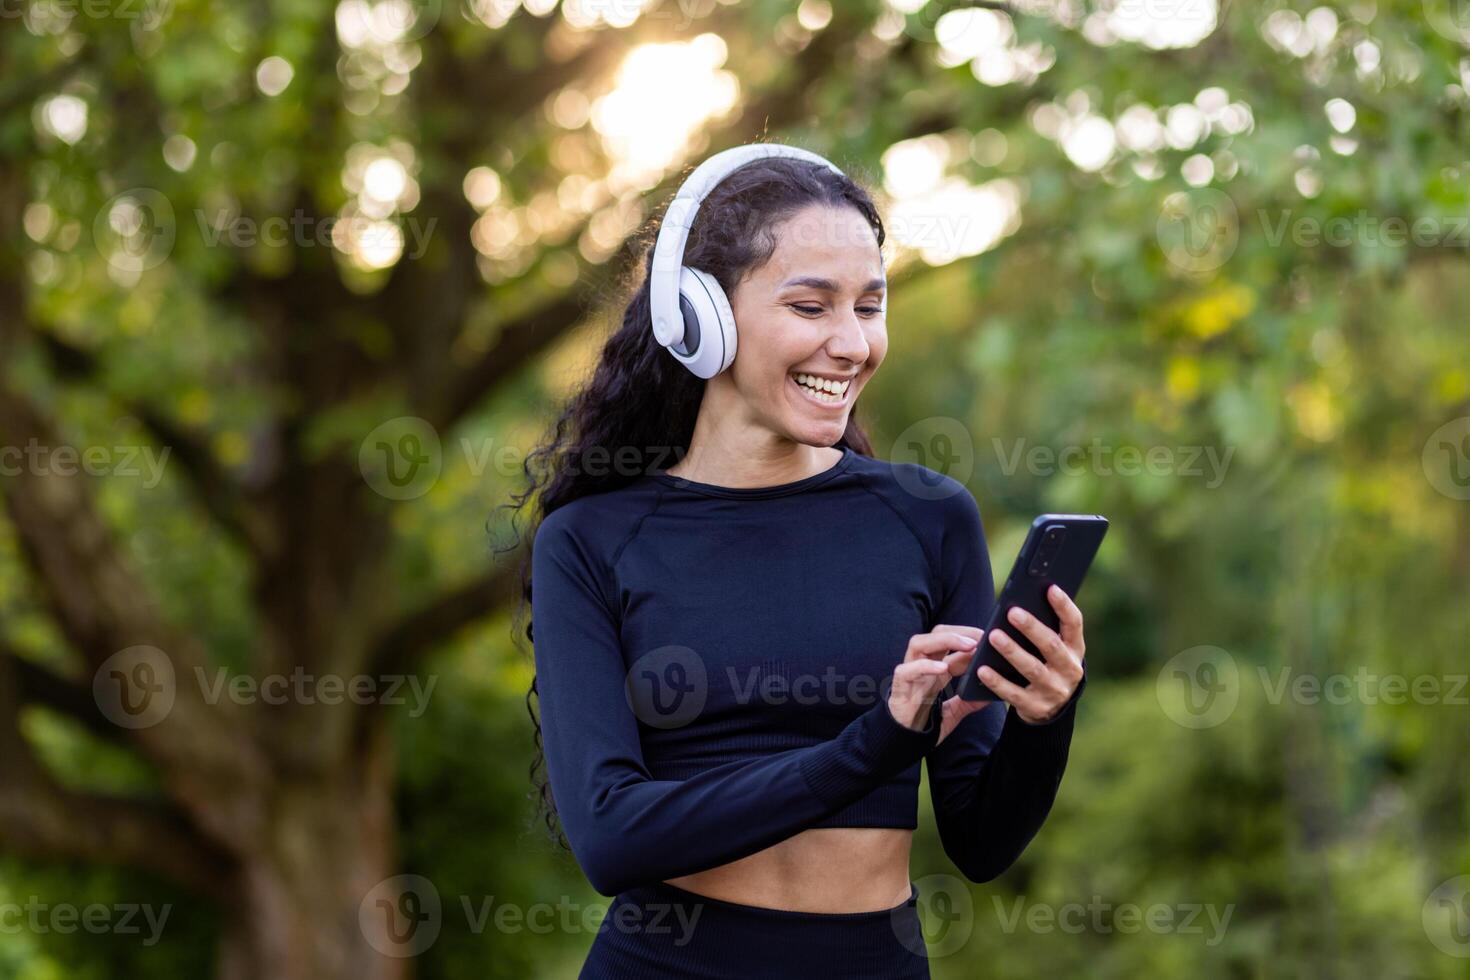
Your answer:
[649,143,846,351]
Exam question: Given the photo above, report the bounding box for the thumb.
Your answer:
[944,693,991,722]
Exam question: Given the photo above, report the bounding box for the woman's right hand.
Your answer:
[886,626,992,743]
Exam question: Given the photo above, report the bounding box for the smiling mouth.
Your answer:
[789,372,852,407]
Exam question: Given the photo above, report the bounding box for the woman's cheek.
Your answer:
[866,323,888,366]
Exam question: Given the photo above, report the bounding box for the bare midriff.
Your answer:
[663,827,913,913]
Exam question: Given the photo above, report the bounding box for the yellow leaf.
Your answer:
[1182,282,1256,339]
[1286,380,1338,442]
[177,389,212,426]
[213,430,249,467]
[1166,355,1200,401]
[1434,368,1469,404]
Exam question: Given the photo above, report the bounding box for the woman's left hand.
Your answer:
[979,584,1087,725]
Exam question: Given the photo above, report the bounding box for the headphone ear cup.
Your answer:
[694,267,737,375]
[667,266,737,379]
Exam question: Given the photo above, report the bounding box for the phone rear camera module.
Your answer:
[1029,526,1067,576]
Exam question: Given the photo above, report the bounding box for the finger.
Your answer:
[942,646,977,677]
[938,695,990,744]
[904,630,980,663]
[1004,605,1069,664]
[988,628,1047,683]
[895,658,956,683]
[1047,585,1086,657]
[976,665,1043,715]
[943,692,993,715]
[933,624,985,643]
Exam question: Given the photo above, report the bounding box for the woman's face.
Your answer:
[725,204,888,448]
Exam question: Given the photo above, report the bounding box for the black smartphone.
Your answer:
[957,513,1109,702]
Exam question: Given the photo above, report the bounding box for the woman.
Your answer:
[510,144,1088,978]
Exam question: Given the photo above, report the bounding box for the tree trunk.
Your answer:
[217,728,407,980]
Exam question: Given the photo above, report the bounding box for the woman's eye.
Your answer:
[791,304,884,316]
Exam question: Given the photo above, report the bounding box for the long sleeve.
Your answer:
[924,486,1085,883]
[531,510,943,897]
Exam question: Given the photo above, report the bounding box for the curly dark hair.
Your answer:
[495,146,889,849]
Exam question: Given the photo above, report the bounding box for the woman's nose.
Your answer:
[827,309,870,361]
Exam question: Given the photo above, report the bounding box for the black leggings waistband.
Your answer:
[580,879,931,979]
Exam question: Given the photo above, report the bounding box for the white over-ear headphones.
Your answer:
[649,143,847,380]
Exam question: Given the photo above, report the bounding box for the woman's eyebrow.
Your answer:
[780,275,887,293]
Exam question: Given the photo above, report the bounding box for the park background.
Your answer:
[3,0,1470,976]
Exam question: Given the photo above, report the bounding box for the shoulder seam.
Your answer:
[854,471,944,606]
[608,481,668,593]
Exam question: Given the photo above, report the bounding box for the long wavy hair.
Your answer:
[497,147,888,847]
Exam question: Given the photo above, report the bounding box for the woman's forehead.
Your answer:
[763,212,884,284]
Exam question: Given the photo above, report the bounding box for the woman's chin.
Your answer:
[783,417,849,446]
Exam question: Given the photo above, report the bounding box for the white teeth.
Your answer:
[791,373,851,398]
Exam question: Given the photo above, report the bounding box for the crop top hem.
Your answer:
[798,697,941,808]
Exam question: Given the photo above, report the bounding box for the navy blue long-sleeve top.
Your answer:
[530,442,1083,897]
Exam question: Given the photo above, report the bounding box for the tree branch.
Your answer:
[6,650,124,745]
[0,654,236,900]
[0,383,270,852]
[34,330,273,558]
[368,554,526,675]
